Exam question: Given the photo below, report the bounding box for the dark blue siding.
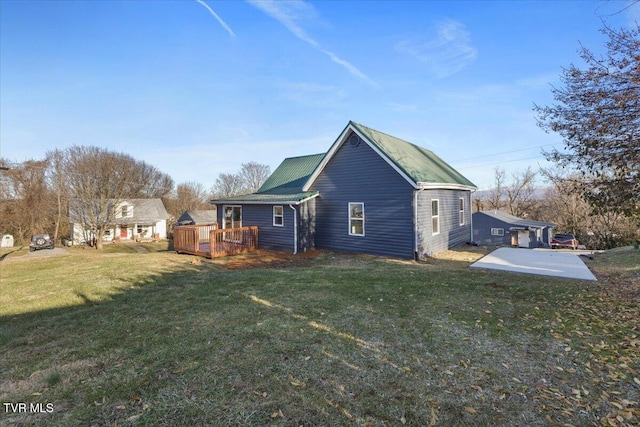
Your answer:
[309,135,416,259]
[214,204,296,253]
[416,190,473,257]
[243,205,295,252]
[298,199,316,253]
[472,213,512,246]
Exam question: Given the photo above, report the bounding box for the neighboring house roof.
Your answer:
[304,121,477,191]
[112,199,170,225]
[212,154,324,205]
[177,210,217,225]
[474,211,555,229]
[69,198,170,224]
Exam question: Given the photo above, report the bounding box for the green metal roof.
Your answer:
[211,153,324,205]
[211,191,319,205]
[349,121,477,188]
[257,153,325,194]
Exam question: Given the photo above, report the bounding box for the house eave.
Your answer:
[210,193,320,206]
[417,182,477,191]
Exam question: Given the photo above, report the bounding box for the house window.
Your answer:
[273,206,284,226]
[349,202,364,236]
[491,228,505,236]
[223,206,242,229]
[137,226,143,234]
[431,199,439,235]
[121,205,129,217]
[459,197,465,226]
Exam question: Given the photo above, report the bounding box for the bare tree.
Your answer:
[0,159,55,243]
[128,161,174,199]
[212,173,244,198]
[475,167,541,219]
[504,167,538,218]
[540,168,636,248]
[239,162,271,193]
[46,149,68,240]
[485,167,506,211]
[62,146,172,250]
[165,181,210,218]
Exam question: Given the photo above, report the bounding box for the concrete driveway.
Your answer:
[470,247,597,281]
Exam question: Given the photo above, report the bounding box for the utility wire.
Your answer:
[450,143,558,163]
[455,155,550,170]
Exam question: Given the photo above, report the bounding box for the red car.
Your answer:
[551,233,579,249]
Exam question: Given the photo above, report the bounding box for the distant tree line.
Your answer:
[0,147,269,247]
[473,166,638,250]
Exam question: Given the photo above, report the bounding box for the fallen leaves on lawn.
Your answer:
[524,274,639,427]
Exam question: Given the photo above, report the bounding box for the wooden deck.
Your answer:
[174,224,258,258]
[173,223,218,257]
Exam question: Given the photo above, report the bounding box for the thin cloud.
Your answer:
[396,19,477,78]
[246,0,377,86]
[195,0,236,37]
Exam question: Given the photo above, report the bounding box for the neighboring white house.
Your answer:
[70,198,171,243]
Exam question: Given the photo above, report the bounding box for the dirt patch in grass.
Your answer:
[433,245,493,262]
[206,245,491,271]
[211,249,324,270]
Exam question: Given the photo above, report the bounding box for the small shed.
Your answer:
[176,210,218,226]
[473,211,555,248]
[1,234,14,248]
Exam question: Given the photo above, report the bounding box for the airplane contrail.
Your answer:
[195,0,236,38]
[246,0,377,87]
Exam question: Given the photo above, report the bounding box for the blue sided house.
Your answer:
[211,121,477,259]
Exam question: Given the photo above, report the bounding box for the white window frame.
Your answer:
[431,199,440,235]
[273,205,284,227]
[348,202,365,236]
[459,197,465,226]
[491,228,505,236]
[223,205,242,229]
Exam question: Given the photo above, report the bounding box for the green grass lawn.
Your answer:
[1,246,638,426]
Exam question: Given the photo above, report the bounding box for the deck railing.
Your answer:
[209,226,258,258]
[174,223,219,257]
[174,224,258,258]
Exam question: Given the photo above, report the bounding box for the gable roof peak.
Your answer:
[305,121,476,190]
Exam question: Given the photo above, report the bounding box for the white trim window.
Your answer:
[431,199,440,235]
[459,197,465,226]
[349,202,364,236]
[273,205,284,227]
[491,228,505,236]
[223,205,242,229]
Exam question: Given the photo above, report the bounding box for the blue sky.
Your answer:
[1,0,638,190]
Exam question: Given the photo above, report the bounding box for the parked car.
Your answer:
[29,234,55,252]
[551,233,579,249]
